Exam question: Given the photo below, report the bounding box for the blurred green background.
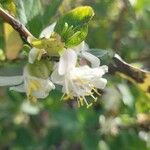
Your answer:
[0,0,150,149]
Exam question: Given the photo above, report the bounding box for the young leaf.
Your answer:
[54,6,94,47]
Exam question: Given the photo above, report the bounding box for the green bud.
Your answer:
[31,32,65,57]
[27,60,53,79]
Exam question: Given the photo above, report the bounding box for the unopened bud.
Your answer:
[27,60,53,79]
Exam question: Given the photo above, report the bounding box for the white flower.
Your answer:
[0,66,55,102]
[28,22,56,64]
[51,49,108,108]
[99,115,121,136]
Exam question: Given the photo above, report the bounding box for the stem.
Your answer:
[0,7,34,42]
[109,54,148,84]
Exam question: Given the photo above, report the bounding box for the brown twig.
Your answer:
[0,7,34,42]
[108,54,150,94]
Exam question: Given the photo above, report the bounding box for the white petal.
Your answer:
[32,79,55,99]
[81,52,100,67]
[72,66,102,79]
[40,22,56,38]
[58,49,77,75]
[23,66,55,99]
[93,78,107,89]
[33,91,49,99]
[10,84,25,92]
[51,69,64,84]
[99,65,108,74]
[0,76,23,86]
[72,41,89,53]
[28,48,39,64]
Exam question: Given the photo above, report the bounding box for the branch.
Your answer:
[109,54,147,83]
[0,7,34,42]
[108,54,150,94]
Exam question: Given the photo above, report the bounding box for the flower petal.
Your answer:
[32,79,55,99]
[10,84,25,92]
[51,69,64,84]
[58,49,77,75]
[81,51,100,67]
[93,78,107,89]
[40,22,56,39]
[99,65,108,74]
[28,48,39,64]
[0,76,23,86]
[72,41,89,53]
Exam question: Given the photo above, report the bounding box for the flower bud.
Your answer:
[27,60,53,79]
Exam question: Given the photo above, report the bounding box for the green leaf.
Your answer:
[15,0,43,36]
[54,6,94,47]
[15,0,42,25]
[15,0,62,37]
[42,0,62,26]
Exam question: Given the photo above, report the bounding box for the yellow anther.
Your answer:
[79,97,84,106]
[91,94,98,102]
[61,93,66,101]
[87,103,93,109]
[27,80,41,100]
[92,88,101,96]
[77,100,81,107]
[83,96,89,106]
[28,95,37,103]
[63,94,72,100]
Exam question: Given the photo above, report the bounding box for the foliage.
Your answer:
[0,0,150,150]
[54,6,94,47]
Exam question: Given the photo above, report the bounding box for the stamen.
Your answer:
[90,94,98,102]
[87,103,93,109]
[61,93,66,101]
[27,83,32,96]
[27,80,41,102]
[63,94,72,101]
[27,95,37,103]
[83,96,89,106]
[92,88,101,96]
[79,97,84,106]
[77,99,80,107]
[82,96,93,108]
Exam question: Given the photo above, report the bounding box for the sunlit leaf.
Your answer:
[54,6,94,47]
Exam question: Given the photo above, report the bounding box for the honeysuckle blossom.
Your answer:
[28,22,100,67]
[0,66,55,102]
[51,49,108,108]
